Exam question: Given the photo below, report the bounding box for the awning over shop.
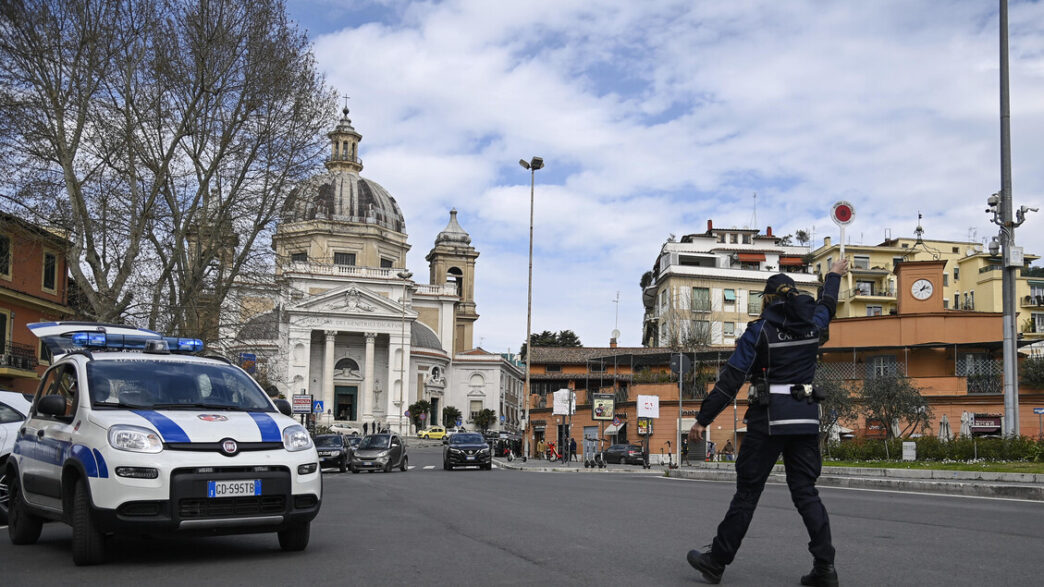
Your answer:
[603,422,625,436]
[779,256,805,266]
[737,253,766,263]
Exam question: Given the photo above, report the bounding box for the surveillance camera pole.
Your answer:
[998,0,1020,436]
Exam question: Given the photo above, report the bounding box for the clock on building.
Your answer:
[911,278,934,300]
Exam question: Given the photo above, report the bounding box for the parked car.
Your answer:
[0,389,34,525]
[350,433,408,473]
[418,426,447,440]
[604,443,644,465]
[443,432,492,470]
[314,433,351,473]
[345,435,362,459]
[330,423,361,436]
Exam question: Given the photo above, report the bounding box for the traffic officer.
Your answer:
[687,258,849,586]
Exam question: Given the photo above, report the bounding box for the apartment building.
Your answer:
[641,219,816,348]
[0,212,75,394]
[811,228,1042,339]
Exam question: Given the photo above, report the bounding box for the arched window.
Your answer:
[447,267,463,297]
[469,373,484,387]
[335,358,360,377]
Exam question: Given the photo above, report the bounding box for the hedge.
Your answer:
[826,435,1044,462]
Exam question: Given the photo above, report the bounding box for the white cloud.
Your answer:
[292,0,1044,352]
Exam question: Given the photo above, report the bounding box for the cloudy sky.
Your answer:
[284,0,1044,354]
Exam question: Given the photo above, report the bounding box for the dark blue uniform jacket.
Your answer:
[696,272,841,435]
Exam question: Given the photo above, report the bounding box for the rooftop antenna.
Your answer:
[748,192,758,230]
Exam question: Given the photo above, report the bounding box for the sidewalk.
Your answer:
[494,457,1044,501]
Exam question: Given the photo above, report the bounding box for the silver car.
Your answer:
[350,433,408,473]
[0,390,34,525]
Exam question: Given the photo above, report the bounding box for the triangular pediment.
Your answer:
[288,284,411,318]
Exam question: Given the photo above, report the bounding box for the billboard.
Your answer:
[592,393,615,421]
[637,395,660,418]
[552,389,575,415]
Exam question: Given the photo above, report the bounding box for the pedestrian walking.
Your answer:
[687,258,848,587]
[569,438,578,462]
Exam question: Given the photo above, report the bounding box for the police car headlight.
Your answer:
[282,425,313,452]
[108,425,163,453]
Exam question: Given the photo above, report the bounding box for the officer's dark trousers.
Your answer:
[710,428,835,566]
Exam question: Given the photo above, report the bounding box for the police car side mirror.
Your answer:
[38,394,67,417]
[273,399,292,417]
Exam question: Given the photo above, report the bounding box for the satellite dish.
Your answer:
[611,329,620,339]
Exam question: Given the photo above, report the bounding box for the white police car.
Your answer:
[5,322,322,565]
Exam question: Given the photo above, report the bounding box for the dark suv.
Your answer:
[314,434,350,473]
[604,443,644,465]
[443,432,492,470]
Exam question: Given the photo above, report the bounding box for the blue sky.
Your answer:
[284,0,1044,354]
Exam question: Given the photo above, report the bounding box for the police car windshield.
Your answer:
[87,360,273,411]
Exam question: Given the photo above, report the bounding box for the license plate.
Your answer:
[363,461,373,466]
[466,455,475,461]
[208,480,261,498]
[320,451,335,456]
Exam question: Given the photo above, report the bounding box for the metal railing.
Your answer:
[1,341,38,370]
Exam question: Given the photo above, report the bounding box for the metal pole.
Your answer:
[676,352,682,466]
[398,270,412,435]
[523,165,536,460]
[1000,0,1020,436]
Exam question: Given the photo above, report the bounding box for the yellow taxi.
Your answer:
[419,426,447,440]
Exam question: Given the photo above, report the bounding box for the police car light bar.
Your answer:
[28,322,203,356]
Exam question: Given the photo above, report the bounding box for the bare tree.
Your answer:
[0,0,334,340]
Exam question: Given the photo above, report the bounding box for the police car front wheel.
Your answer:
[72,479,107,566]
[278,522,310,551]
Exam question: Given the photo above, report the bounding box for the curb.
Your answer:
[663,467,1044,501]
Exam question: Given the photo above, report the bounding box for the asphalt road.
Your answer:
[3,445,1043,585]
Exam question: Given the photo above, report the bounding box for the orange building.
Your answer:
[0,212,75,394]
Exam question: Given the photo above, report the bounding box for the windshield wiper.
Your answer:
[149,402,240,410]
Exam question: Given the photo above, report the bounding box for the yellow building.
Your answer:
[811,227,1042,339]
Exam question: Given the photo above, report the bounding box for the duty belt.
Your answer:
[769,383,820,403]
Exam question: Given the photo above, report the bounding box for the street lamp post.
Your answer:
[398,269,413,435]
[519,156,544,461]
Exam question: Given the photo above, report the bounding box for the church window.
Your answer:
[380,258,393,268]
[291,252,307,263]
[334,252,355,266]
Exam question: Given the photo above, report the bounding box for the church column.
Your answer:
[323,331,336,424]
[363,332,376,422]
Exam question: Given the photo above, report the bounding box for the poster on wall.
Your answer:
[592,393,615,420]
[637,395,660,419]
[637,417,653,435]
[552,389,576,415]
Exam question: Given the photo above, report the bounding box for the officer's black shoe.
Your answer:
[687,549,724,584]
[800,563,839,587]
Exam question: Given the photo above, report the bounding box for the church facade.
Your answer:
[222,106,523,437]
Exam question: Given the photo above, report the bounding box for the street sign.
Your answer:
[831,200,855,225]
[456,419,463,427]
[292,395,312,414]
[1034,408,1044,415]
[500,415,505,423]
[312,400,324,414]
[239,353,257,373]
[420,413,427,421]
[612,416,621,427]
[405,410,410,417]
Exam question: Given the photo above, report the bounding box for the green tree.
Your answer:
[795,229,811,247]
[858,374,932,439]
[474,408,497,432]
[520,329,583,359]
[443,405,462,428]
[408,399,431,432]
[814,369,857,445]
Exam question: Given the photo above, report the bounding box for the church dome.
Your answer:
[286,172,405,232]
[284,105,405,233]
[411,321,445,352]
[434,209,470,245]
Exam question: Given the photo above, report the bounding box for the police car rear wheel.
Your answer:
[7,476,43,545]
[278,522,310,551]
[72,479,107,566]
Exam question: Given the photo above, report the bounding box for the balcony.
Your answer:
[1,341,39,376]
[1022,295,1044,308]
[840,285,897,301]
